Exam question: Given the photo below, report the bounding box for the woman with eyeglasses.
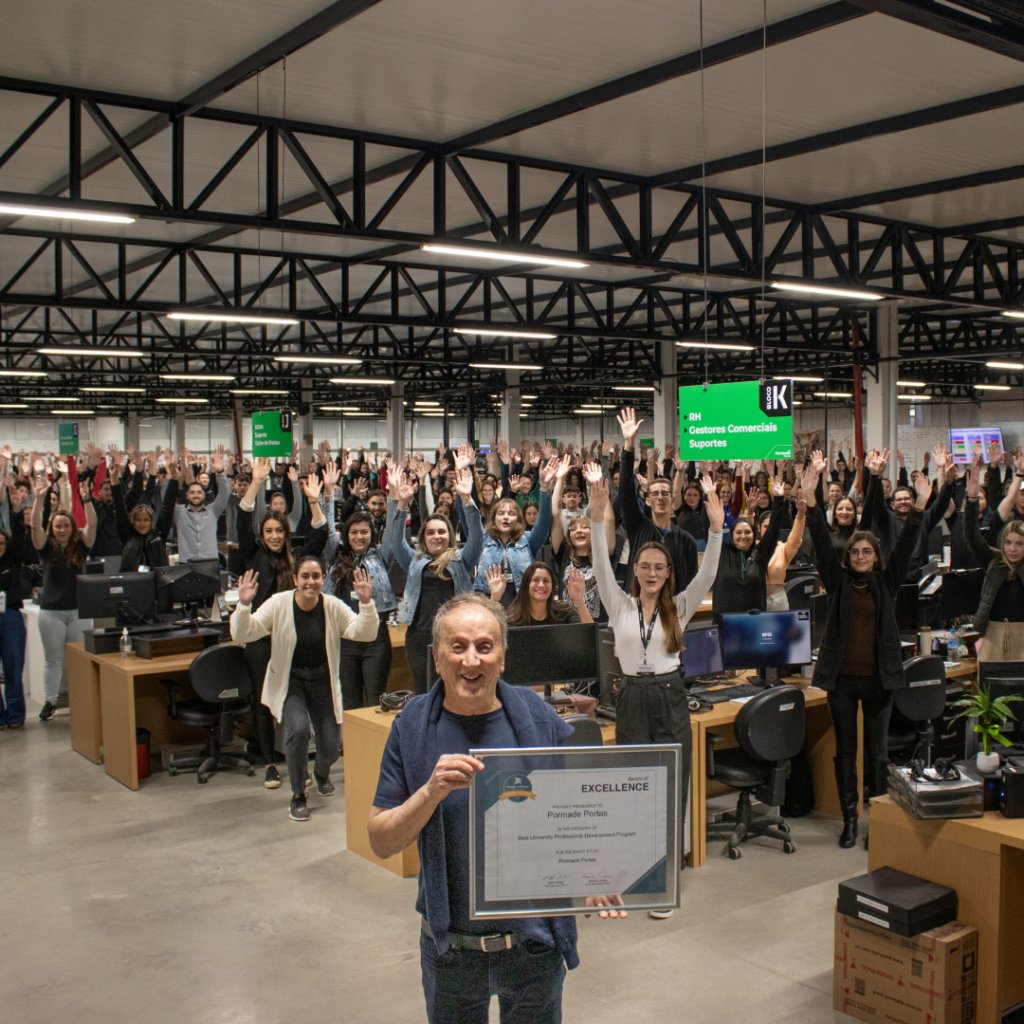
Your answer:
[588,476,724,917]
[801,449,929,850]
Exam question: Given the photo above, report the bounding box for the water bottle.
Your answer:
[947,636,960,664]
[119,627,133,658]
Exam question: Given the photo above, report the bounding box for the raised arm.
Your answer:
[29,478,48,551]
[675,481,724,624]
[615,408,644,539]
[80,497,97,549]
[549,454,572,554]
[998,451,1024,523]
[801,453,844,594]
[963,456,999,565]
[525,460,556,556]
[587,478,632,620]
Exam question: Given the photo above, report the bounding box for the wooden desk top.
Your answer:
[871,794,1024,855]
[68,642,203,677]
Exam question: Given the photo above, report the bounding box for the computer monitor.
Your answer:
[77,573,158,625]
[680,624,723,681]
[426,623,599,696]
[809,591,829,651]
[949,427,1002,465]
[721,609,812,682]
[155,564,222,615]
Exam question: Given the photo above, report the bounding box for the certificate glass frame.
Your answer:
[468,744,680,919]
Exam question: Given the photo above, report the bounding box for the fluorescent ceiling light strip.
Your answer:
[896,380,927,387]
[329,377,395,385]
[1003,311,1024,319]
[986,361,1024,370]
[229,389,289,395]
[974,384,1011,391]
[26,396,78,402]
[898,394,931,400]
[422,244,588,270]
[155,397,210,403]
[49,409,94,415]
[771,282,883,301]
[166,312,299,325]
[160,373,235,382]
[272,354,361,364]
[611,385,655,392]
[0,403,28,408]
[414,401,441,406]
[934,0,990,22]
[319,406,361,412]
[773,375,823,382]
[37,347,146,358]
[813,392,853,398]
[676,341,755,351]
[469,362,540,371]
[81,386,146,393]
[0,370,47,377]
[0,202,134,224]
[454,327,558,340]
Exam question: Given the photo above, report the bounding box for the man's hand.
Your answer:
[424,754,485,803]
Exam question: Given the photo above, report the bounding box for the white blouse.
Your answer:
[591,521,722,675]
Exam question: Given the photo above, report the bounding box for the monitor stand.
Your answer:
[748,665,780,688]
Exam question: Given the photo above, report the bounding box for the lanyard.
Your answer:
[636,599,659,665]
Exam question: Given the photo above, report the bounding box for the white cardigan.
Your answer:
[230,591,379,724]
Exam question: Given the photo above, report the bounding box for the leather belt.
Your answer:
[622,670,681,683]
[421,916,522,953]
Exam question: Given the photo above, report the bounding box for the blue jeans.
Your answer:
[0,608,27,724]
[420,931,564,1024]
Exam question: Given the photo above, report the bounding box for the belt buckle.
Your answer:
[479,933,512,953]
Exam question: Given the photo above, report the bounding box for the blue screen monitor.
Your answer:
[680,625,723,680]
[721,610,812,669]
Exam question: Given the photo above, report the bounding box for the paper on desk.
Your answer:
[730,696,756,705]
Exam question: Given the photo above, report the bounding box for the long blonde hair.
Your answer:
[995,520,1024,579]
[486,498,526,543]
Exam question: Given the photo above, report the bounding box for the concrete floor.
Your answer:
[1,707,866,1024]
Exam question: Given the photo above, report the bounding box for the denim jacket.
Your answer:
[472,490,553,594]
[322,497,397,612]
[381,497,484,626]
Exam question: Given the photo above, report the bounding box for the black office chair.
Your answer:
[562,713,603,746]
[161,644,256,783]
[706,686,805,859]
[887,655,947,766]
[782,574,820,608]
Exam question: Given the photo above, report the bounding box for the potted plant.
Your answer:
[952,685,1024,773]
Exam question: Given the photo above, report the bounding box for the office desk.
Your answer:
[66,643,208,791]
[868,795,1024,1024]
[385,623,413,692]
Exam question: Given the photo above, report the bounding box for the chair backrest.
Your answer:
[894,655,947,723]
[735,686,805,763]
[561,713,603,746]
[189,643,251,703]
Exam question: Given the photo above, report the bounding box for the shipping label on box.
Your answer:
[834,911,977,1024]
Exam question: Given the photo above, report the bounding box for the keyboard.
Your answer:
[692,683,764,704]
[596,705,617,721]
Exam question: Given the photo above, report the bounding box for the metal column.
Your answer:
[386,382,405,460]
[653,339,678,452]
[866,303,899,461]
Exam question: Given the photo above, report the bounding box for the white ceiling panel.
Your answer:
[489,12,1024,177]
[0,0,333,100]
[209,0,829,140]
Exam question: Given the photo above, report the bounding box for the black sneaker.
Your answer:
[314,772,335,797]
[38,702,57,722]
[289,794,310,822]
[264,765,282,789]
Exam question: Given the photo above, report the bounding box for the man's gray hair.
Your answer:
[431,592,508,653]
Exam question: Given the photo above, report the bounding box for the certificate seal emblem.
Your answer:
[498,773,535,802]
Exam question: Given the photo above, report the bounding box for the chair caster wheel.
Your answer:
[197,774,209,784]
[246,768,256,777]
[727,846,742,860]
[783,841,796,854]
[168,768,178,776]
[777,823,790,834]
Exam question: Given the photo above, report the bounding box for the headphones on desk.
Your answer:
[379,690,414,713]
[908,757,961,782]
[688,693,714,714]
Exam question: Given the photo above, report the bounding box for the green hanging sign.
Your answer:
[251,410,293,457]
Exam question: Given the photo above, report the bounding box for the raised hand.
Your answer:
[397,473,417,506]
[800,461,820,506]
[237,569,259,606]
[699,472,715,495]
[540,441,555,460]
[588,477,610,519]
[565,566,587,607]
[453,467,474,503]
[616,407,642,449]
[384,458,400,498]
[322,460,340,495]
[582,460,603,486]
[252,456,272,483]
[483,564,507,602]
[538,457,559,492]
[747,486,760,509]
[285,464,298,483]
[452,444,474,472]
[301,473,323,501]
[811,449,827,476]
[965,455,981,499]
[704,487,725,532]
[353,476,369,500]
[209,447,226,473]
[351,567,373,604]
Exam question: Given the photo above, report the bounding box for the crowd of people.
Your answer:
[0,425,1019,840]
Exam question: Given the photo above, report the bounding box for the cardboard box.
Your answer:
[833,911,977,1024]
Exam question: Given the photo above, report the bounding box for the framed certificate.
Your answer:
[468,744,681,919]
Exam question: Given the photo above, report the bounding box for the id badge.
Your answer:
[635,664,655,677]
[350,591,359,602]
[503,572,514,583]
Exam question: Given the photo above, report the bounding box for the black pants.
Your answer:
[827,675,893,764]
[244,636,277,765]
[283,673,341,796]
[616,673,692,870]
[405,628,433,695]
[339,620,393,709]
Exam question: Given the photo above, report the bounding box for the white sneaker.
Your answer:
[648,909,674,920]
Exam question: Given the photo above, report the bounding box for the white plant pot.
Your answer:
[976,751,1000,774]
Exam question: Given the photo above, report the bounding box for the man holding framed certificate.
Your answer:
[368,593,628,1024]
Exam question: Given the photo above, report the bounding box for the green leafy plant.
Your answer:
[951,685,1024,756]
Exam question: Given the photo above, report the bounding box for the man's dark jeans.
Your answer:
[419,931,564,1024]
